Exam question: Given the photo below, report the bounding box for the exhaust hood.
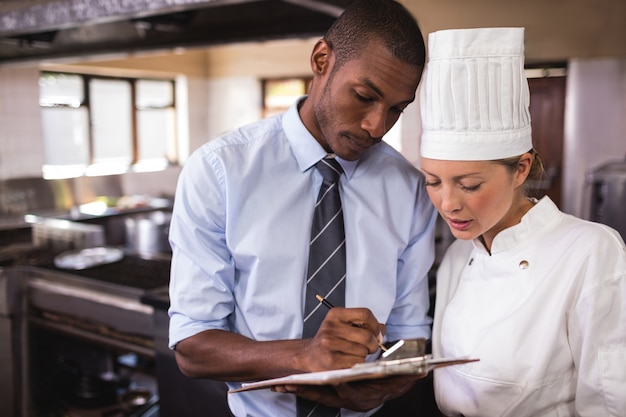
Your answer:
[0,0,352,63]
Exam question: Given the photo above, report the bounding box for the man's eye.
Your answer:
[355,93,373,103]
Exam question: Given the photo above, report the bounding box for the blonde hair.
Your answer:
[495,149,546,196]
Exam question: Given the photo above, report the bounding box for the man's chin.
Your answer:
[332,143,369,161]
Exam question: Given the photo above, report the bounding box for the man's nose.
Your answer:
[362,109,387,139]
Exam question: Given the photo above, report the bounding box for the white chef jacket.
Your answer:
[432,196,626,417]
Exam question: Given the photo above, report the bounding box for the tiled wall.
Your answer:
[0,66,45,179]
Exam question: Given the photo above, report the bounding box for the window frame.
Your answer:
[39,70,178,178]
[261,76,312,118]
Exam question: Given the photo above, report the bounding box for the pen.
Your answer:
[315,294,388,352]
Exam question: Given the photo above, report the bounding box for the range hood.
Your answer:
[0,0,353,63]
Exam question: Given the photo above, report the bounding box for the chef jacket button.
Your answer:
[519,260,529,269]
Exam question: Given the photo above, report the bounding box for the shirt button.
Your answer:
[519,260,529,269]
[468,258,474,266]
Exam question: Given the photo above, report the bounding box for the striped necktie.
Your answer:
[298,157,345,417]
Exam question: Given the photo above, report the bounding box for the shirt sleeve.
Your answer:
[167,148,236,349]
[385,183,438,343]
[570,235,626,416]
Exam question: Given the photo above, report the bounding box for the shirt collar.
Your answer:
[282,96,357,179]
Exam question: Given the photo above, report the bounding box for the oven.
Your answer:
[0,265,25,417]
[0,246,169,417]
[587,159,626,240]
[1,242,231,417]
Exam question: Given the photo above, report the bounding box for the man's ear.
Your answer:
[310,39,331,75]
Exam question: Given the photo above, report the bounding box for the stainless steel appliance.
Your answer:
[31,218,105,251]
[142,287,232,417]
[13,249,170,417]
[0,267,25,417]
[1,240,231,417]
[587,159,626,240]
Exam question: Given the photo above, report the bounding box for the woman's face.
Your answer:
[421,158,530,249]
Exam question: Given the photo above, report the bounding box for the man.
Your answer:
[168,1,438,415]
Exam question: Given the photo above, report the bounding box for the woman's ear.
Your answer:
[515,152,533,187]
[310,39,331,75]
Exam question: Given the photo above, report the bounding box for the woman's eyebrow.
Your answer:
[452,172,482,180]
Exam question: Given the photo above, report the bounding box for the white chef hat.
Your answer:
[419,27,532,161]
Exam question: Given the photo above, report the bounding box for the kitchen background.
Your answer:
[0,1,625,416]
[0,0,625,220]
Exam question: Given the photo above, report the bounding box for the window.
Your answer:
[262,77,311,118]
[39,71,178,179]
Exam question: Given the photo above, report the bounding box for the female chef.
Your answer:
[418,27,626,417]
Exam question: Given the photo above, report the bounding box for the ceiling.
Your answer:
[2,0,625,64]
[0,0,354,63]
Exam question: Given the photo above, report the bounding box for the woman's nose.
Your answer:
[439,187,462,213]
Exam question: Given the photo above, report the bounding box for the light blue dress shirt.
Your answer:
[168,98,438,417]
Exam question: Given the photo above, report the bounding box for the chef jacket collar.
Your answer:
[471,196,559,255]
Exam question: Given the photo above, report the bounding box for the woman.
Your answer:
[419,27,626,416]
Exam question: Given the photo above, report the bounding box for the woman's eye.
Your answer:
[424,181,440,188]
[460,184,481,191]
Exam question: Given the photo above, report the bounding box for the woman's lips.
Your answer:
[447,217,472,231]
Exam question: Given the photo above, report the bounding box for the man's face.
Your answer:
[312,40,422,161]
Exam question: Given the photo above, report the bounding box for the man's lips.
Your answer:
[345,133,373,150]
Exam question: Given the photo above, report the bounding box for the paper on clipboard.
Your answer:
[228,355,478,393]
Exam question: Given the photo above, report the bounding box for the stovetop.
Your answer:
[38,254,171,291]
[1,244,170,291]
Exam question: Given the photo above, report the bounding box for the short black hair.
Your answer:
[324,0,426,70]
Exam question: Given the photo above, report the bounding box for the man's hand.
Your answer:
[174,307,388,384]
[273,374,424,411]
[299,307,386,372]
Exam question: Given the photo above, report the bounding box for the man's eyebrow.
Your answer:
[362,77,384,98]
[361,77,416,106]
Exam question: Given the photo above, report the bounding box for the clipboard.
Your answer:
[228,354,478,393]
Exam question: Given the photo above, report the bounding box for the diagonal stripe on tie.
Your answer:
[303,157,346,337]
[298,156,346,417]
[303,274,346,323]
[298,400,342,417]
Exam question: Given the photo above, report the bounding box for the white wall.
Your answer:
[204,76,262,150]
[562,58,626,218]
[0,66,45,178]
